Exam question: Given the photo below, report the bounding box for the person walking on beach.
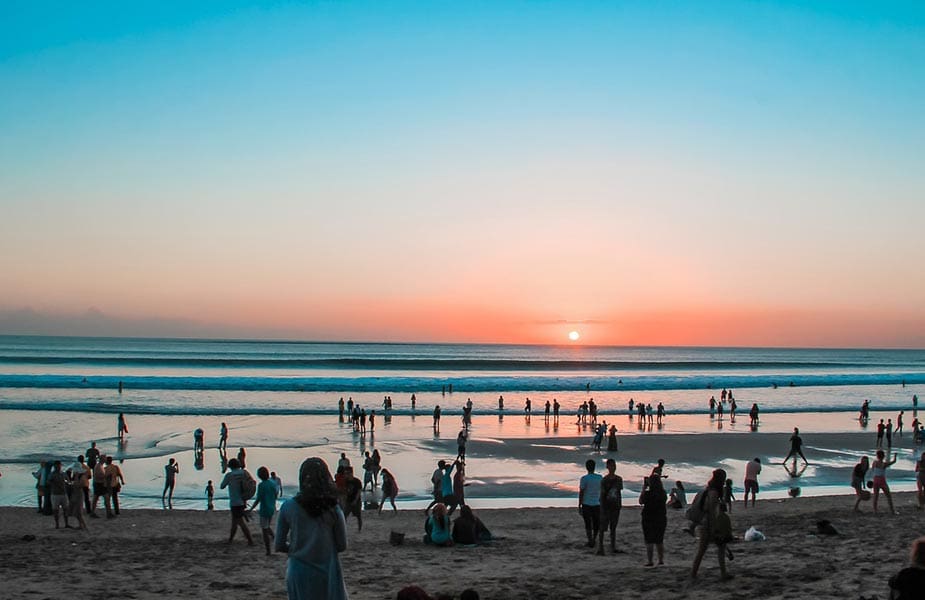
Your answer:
[545,400,551,423]
[162,458,179,509]
[524,398,532,417]
[851,456,870,512]
[275,457,348,600]
[598,458,623,555]
[249,466,279,556]
[871,449,898,514]
[656,402,665,425]
[690,469,733,581]
[220,458,255,545]
[456,429,468,461]
[578,459,602,549]
[379,468,399,514]
[877,419,886,448]
[709,396,716,418]
[338,397,345,422]
[117,412,128,441]
[639,474,667,567]
[105,456,124,516]
[206,480,214,510]
[783,428,808,465]
[743,458,761,508]
[220,422,228,450]
[749,403,760,428]
[433,405,441,433]
[607,425,618,452]
[237,447,247,469]
[887,419,894,447]
[371,449,382,487]
[897,411,904,437]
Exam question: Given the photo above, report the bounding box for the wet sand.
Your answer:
[1,492,922,599]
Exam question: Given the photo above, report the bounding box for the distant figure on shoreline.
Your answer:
[219,422,228,450]
[498,395,504,411]
[338,397,345,421]
[117,413,128,441]
[433,405,441,433]
[118,380,123,394]
[162,458,179,509]
[783,428,808,465]
[553,399,560,423]
[749,403,760,429]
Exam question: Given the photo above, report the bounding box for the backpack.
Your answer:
[685,488,709,525]
[240,471,257,501]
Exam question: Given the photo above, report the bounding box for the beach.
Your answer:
[1,492,922,599]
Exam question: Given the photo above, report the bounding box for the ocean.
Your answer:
[0,336,922,510]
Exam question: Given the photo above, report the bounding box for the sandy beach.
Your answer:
[1,492,922,599]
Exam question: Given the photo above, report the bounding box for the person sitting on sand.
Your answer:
[851,456,871,512]
[276,457,348,600]
[379,468,399,514]
[668,481,687,509]
[452,505,492,545]
[691,469,733,581]
[871,449,898,514]
[424,502,453,546]
[888,537,925,600]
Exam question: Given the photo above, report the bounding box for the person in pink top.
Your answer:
[743,458,761,507]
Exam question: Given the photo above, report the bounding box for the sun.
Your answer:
[568,330,580,341]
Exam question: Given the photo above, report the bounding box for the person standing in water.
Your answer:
[162,458,179,509]
[117,413,128,441]
[783,428,808,464]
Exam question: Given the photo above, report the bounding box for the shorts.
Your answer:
[259,515,274,529]
[872,476,889,492]
[50,494,69,511]
[93,482,107,496]
[744,479,759,494]
[600,507,621,529]
[231,505,247,518]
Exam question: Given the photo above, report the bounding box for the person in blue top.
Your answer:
[440,460,460,515]
[250,466,279,556]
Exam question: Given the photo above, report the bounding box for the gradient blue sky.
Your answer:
[1,2,923,346]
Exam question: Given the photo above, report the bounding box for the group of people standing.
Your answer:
[32,441,125,529]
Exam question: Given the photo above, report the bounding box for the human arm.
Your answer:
[887,454,898,467]
[274,506,290,553]
[220,473,230,490]
[578,477,585,511]
[332,506,348,552]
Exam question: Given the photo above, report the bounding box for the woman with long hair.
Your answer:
[275,458,348,600]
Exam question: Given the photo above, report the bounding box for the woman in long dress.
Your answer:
[276,458,348,600]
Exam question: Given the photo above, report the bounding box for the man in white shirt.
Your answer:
[578,459,602,548]
[744,458,762,507]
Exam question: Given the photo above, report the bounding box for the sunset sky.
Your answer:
[1,2,923,347]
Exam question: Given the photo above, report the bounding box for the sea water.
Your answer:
[0,336,922,509]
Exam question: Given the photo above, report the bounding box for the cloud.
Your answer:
[0,307,292,340]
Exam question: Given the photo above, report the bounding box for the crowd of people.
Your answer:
[20,390,925,600]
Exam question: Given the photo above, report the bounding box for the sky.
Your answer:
[1,1,924,347]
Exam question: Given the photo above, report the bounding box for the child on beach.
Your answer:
[723,480,734,513]
[206,480,214,510]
